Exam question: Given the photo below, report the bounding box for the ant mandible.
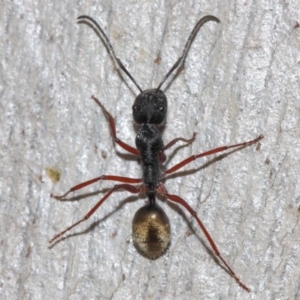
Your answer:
[50,15,263,292]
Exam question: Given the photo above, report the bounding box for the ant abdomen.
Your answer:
[132,203,170,259]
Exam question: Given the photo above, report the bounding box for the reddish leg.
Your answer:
[92,95,140,155]
[166,135,263,175]
[159,133,197,163]
[51,175,142,199]
[49,183,140,243]
[163,132,197,151]
[165,192,250,292]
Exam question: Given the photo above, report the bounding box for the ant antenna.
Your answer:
[77,15,143,93]
[156,15,220,92]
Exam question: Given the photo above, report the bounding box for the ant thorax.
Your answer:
[136,123,163,192]
[133,89,167,192]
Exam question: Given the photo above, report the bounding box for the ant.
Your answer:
[50,14,263,292]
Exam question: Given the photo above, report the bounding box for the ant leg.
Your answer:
[162,132,197,151]
[165,192,250,292]
[159,133,196,163]
[49,183,140,243]
[51,175,142,199]
[165,135,263,175]
[91,95,140,156]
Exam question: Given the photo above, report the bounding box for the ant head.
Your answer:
[132,89,167,124]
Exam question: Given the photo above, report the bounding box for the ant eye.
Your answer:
[159,106,164,112]
[133,105,139,111]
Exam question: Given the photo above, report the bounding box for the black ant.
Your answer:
[50,15,263,292]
